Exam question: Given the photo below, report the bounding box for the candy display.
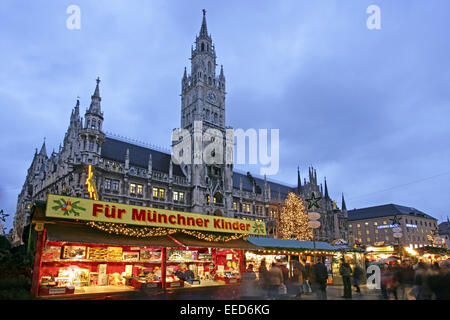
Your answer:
[62,246,86,260]
[42,246,61,261]
[87,247,108,260]
[107,247,123,261]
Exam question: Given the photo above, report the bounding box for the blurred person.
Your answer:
[241,264,258,299]
[312,259,328,300]
[428,261,450,300]
[278,260,289,286]
[258,258,269,297]
[266,262,284,300]
[413,262,432,300]
[303,261,313,294]
[290,260,304,299]
[352,264,364,295]
[380,264,390,299]
[339,258,352,299]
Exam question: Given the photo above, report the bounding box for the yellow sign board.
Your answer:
[45,194,266,236]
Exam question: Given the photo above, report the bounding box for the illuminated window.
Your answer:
[383,221,387,225]
[213,196,217,204]
[233,202,237,211]
[137,184,143,195]
[375,229,379,234]
[367,238,370,242]
[357,224,360,228]
[206,195,210,203]
[366,230,370,235]
[179,192,184,202]
[104,179,111,189]
[112,180,119,191]
[173,191,179,201]
[153,187,159,198]
[349,224,352,228]
[159,188,165,199]
[130,183,136,194]
[374,222,378,226]
[385,236,389,241]
[365,222,369,226]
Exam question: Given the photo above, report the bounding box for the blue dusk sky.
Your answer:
[0,0,449,232]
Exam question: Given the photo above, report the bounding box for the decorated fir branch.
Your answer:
[279,192,313,241]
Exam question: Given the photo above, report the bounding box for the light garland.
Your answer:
[87,221,249,242]
[87,221,177,237]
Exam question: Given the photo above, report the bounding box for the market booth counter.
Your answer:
[30,195,264,299]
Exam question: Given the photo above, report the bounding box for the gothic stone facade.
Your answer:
[12,12,348,246]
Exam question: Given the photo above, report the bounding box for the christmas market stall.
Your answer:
[244,237,338,284]
[415,246,449,264]
[30,194,264,299]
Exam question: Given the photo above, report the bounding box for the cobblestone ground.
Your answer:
[279,284,415,300]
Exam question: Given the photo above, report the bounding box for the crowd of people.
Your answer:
[379,259,450,300]
[240,257,450,300]
[241,257,331,300]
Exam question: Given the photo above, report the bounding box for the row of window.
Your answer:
[104,179,184,202]
[350,219,436,229]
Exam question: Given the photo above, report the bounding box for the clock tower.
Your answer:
[177,10,233,217]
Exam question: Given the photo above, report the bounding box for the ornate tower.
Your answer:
[78,78,106,165]
[177,10,233,217]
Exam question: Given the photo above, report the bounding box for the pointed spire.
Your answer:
[88,77,102,116]
[219,65,225,79]
[297,166,301,194]
[324,177,329,199]
[39,138,47,157]
[341,193,347,212]
[200,9,208,37]
[183,67,187,79]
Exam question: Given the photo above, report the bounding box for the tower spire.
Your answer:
[324,177,329,199]
[341,193,347,211]
[200,9,208,37]
[88,77,102,116]
[297,166,301,194]
[39,138,47,157]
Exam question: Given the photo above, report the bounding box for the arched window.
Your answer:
[91,120,96,129]
[213,192,223,205]
[208,61,212,74]
[201,43,205,51]
[87,119,90,129]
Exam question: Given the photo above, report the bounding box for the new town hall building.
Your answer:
[11,11,348,246]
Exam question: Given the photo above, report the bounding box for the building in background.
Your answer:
[347,204,438,249]
[11,11,347,246]
[438,219,449,248]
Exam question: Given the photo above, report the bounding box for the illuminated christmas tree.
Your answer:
[279,192,313,240]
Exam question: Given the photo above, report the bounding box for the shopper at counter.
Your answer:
[175,263,195,284]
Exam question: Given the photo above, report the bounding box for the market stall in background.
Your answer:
[30,195,264,299]
[244,237,338,284]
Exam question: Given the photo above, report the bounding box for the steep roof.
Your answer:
[232,171,296,199]
[347,204,436,221]
[101,137,185,177]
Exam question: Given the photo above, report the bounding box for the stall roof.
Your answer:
[247,237,337,251]
[46,223,183,248]
[169,233,260,250]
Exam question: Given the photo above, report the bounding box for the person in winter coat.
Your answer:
[266,262,284,299]
[339,259,353,299]
[258,258,269,297]
[291,260,304,299]
[312,260,328,300]
[303,261,313,293]
[352,264,364,294]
